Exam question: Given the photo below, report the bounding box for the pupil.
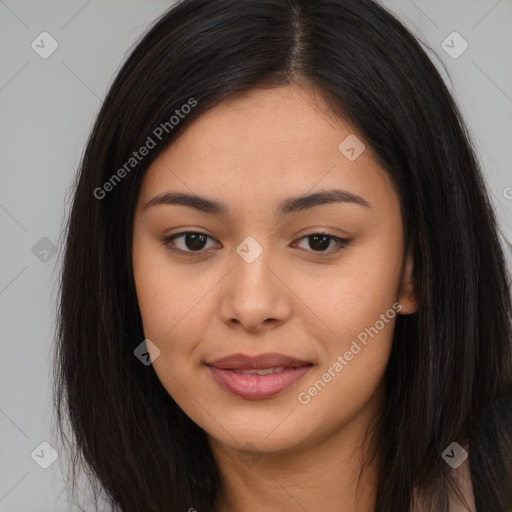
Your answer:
[186,233,207,251]
[310,235,330,251]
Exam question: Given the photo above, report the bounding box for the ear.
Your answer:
[397,249,419,315]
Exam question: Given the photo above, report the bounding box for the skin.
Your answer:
[132,83,418,512]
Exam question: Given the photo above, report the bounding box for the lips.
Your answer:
[206,352,313,399]
[206,352,312,370]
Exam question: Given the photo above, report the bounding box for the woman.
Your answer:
[53,0,512,510]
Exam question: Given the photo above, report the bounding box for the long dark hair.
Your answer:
[52,0,512,510]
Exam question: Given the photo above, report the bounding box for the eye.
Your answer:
[162,230,218,254]
[162,230,350,256]
[293,232,350,254]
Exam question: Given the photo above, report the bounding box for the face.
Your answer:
[132,83,417,456]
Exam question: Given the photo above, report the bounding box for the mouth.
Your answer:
[229,367,295,375]
[206,352,314,399]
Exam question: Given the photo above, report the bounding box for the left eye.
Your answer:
[162,230,349,255]
[293,232,349,253]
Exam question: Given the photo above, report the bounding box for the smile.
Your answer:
[206,353,313,399]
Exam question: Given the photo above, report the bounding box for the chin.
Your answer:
[205,413,310,454]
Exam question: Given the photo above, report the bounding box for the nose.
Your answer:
[217,244,292,333]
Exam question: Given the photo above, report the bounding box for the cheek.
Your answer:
[296,232,403,349]
[132,241,219,407]
[295,267,399,426]
[132,232,206,342]
[134,275,212,370]
[291,226,403,416]
[133,258,210,414]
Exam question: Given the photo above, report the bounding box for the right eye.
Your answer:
[162,230,219,255]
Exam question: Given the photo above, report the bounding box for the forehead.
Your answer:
[169,84,353,162]
[138,84,396,216]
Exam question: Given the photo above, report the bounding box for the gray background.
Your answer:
[0,1,511,510]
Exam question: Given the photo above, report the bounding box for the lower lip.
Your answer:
[208,365,312,399]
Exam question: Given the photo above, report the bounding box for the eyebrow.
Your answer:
[143,188,371,216]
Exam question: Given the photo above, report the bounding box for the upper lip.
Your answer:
[206,352,312,370]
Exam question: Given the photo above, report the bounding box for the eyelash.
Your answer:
[162,229,350,257]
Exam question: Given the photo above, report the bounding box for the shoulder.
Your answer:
[469,387,512,512]
[412,390,512,512]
